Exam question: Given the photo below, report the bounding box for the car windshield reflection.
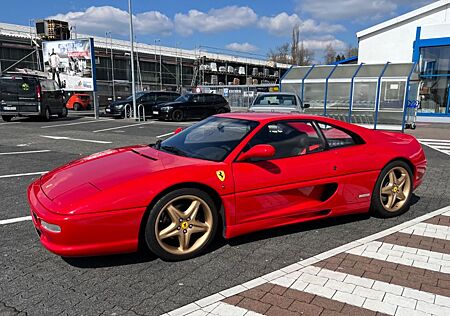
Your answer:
[154,116,259,161]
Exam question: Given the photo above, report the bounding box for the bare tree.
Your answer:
[324,43,337,64]
[268,43,290,64]
[346,44,358,58]
[297,41,313,66]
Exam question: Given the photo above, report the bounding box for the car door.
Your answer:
[140,93,156,115]
[52,81,64,114]
[189,94,205,119]
[232,120,338,224]
[315,122,379,205]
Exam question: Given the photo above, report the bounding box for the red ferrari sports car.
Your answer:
[28,113,427,261]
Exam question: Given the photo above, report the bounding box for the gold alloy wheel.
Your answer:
[155,195,213,255]
[379,166,411,212]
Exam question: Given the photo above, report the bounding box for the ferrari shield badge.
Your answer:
[216,170,226,182]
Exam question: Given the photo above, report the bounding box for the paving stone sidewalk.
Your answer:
[165,205,450,316]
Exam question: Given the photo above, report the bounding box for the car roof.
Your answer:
[257,92,298,97]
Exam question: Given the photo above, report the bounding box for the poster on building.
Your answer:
[42,39,96,91]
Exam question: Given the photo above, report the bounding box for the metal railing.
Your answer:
[137,104,146,121]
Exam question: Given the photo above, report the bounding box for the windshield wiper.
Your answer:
[160,145,189,157]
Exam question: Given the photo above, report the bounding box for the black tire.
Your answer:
[86,104,92,111]
[1,115,13,122]
[171,109,184,122]
[370,160,413,218]
[58,107,68,118]
[73,103,81,111]
[144,188,218,261]
[42,107,51,121]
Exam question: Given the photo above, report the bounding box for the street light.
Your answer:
[105,31,116,101]
[128,0,137,120]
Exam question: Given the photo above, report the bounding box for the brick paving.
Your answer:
[166,205,450,316]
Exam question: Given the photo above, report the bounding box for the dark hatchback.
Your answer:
[153,93,230,121]
[0,75,67,122]
[104,91,180,118]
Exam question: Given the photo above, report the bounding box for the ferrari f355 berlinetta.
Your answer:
[28,113,426,261]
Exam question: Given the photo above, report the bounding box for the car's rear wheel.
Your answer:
[171,109,183,122]
[73,103,81,111]
[370,161,413,218]
[58,107,68,118]
[1,115,13,122]
[217,108,227,114]
[42,107,51,121]
[145,188,218,261]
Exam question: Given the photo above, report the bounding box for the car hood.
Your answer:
[108,100,129,107]
[154,101,183,108]
[38,146,210,215]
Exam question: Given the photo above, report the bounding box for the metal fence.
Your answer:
[199,84,279,108]
[281,63,419,131]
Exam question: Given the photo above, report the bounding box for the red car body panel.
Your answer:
[27,113,427,257]
[66,94,91,110]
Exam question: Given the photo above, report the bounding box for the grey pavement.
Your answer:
[0,114,449,315]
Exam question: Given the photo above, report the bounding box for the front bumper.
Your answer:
[27,180,146,257]
[103,107,124,117]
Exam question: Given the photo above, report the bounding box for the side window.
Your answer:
[142,94,156,102]
[156,94,170,103]
[205,94,216,104]
[192,95,204,103]
[40,80,51,92]
[169,93,179,101]
[246,121,325,160]
[52,81,60,91]
[317,123,359,148]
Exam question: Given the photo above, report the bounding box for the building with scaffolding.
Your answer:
[0,21,290,106]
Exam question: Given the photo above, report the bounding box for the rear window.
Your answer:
[253,94,297,107]
[0,77,36,99]
[79,95,90,100]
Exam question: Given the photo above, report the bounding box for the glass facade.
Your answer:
[418,45,450,116]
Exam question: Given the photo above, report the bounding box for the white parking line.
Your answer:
[92,121,154,133]
[0,171,48,179]
[41,118,114,128]
[0,216,32,225]
[0,150,51,156]
[0,122,20,126]
[156,132,175,138]
[40,135,112,144]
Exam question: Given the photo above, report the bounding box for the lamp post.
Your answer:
[128,0,137,120]
[109,33,116,101]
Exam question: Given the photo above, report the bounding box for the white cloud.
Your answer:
[174,6,257,36]
[48,6,173,36]
[297,0,436,21]
[258,12,345,36]
[225,42,258,53]
[302,35,347,51]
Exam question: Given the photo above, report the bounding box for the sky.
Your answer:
[0,0,437,62]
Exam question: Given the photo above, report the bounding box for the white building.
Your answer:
[357,0,450,118]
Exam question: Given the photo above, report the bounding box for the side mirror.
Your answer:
[174,127,183,134]
[303,103,310,109]
[237,144,275,162]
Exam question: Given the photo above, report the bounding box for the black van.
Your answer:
[0,75,67,122]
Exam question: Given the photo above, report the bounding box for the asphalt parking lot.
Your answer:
[0,115,449,316]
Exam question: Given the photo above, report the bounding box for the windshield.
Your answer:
[155,116,259,161]
[253,94,297,107]
[175,94,191,102]
[126,92,146,101]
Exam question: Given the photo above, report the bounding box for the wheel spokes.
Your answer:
[186,200,201,220]
[190,221,209,234]
[386,193,396,209]
[397,173,407,188]
[388,171,396,185]
[159,223,179,240]
[381,184,393,195]
[166,204,183,223]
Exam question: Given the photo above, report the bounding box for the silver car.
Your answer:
[248,92,309,113]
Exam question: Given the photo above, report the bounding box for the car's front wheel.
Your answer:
[370,161,413,218]
[1,115,13,122]
[145,188,218,261]
[171,109,183,122]
[73,103,81,111]
[58,107,68,118]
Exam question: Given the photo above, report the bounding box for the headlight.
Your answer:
[160,106,173,111]
[116,104,125,109]
[41,220,61,233]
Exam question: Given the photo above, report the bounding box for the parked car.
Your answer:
[27,113,426,260]
[249,92,309,113]
[104,91,180,118]
[0,75,67,122]
[66,93,91,111]
[153,93,230,121]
